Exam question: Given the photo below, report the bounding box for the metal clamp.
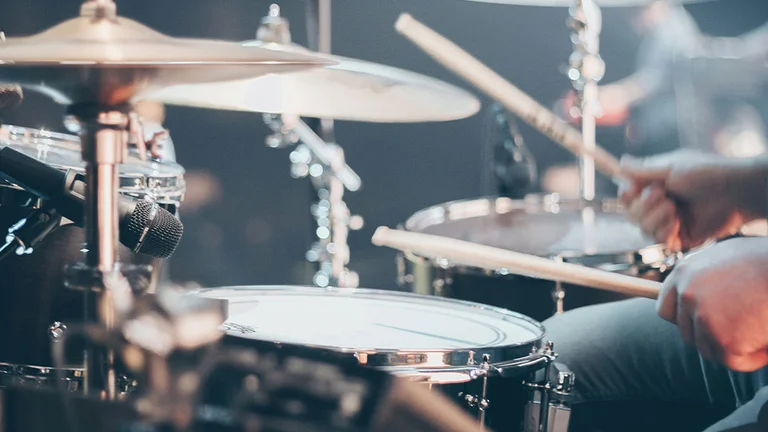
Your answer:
[263,114,363,288]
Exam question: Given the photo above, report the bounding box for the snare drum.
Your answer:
[0,124,185,373]
[193,285,574,431]
[398,194,675,321]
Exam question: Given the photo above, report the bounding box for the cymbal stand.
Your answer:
[63,104,135,400]
[567,0,604,202]
[265,114,363,288]
[305,0,335,143]
[56,1,149,400]
[260,3,363,288]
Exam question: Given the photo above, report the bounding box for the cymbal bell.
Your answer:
[0,1,334,106]
[459,0,712,6]
[139,41,481,123]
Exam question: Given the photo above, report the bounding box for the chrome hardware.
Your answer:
[48,321,67,342]
[459,392,490,411]
[566,0,604,202]
[522,345,572,432]
[542,341,555,357]
[263,111,363,289]
[80,0,117,20]
[554,371,576,395]
[256,4,292,45]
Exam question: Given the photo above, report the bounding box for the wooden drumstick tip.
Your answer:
[371,226,391,246]
[394,13,415,34]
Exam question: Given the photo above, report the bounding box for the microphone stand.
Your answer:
[0,204,61,263]
[261,3,362,288]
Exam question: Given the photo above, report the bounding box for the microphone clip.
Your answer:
[0,204,62,263]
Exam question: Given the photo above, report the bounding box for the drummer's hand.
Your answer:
[618,150,767,249]
[657,236,768,372]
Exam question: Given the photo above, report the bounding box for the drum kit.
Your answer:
[0,0,715,431]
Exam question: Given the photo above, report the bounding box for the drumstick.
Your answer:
[394,13,621,178]
[372,226,661,299]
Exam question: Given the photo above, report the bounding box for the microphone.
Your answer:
[0,146,183,259]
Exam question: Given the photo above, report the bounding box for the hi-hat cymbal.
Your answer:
[0,1,334,106]
[139,41,481,123]
[459,0,712,6]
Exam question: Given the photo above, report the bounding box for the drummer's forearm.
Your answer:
[695,22,768,60]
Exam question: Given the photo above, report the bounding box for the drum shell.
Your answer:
[0,199,165,368]
[398,195,673,322]
[0,123,182,368]
[194,285,556,430]
[397,251,668,322]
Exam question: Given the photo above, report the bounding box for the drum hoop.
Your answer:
[0,125,186,203]
[0,363,85,379]
[401,245,669,276]
[192,285,546,369]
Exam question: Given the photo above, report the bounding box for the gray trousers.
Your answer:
[541,299,768,432]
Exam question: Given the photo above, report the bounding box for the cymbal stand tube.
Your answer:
[303,0,360,287]
[305,0,335,142]
[568,0,605,202]
[264,115,363,288]
[63,105,135,400]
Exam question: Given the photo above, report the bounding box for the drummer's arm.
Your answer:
[588,71,657,126]
[699,21,768,59]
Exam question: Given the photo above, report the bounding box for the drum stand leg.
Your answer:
[264,114,363,288]
[524,342,575,432]
[567,0,605,202]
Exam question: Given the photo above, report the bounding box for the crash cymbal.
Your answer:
[0,1,334,106]
[139,41,480,123]
[460,0,712,6]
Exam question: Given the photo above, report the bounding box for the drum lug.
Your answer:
[395,254,413,286]
[48,321,67,342]
[554,370,576,396]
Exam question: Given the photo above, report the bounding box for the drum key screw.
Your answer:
[48,321,67,342]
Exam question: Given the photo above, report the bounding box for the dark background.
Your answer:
[1,0,767,291]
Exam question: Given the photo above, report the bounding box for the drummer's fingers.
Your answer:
[618,180,643,205]
[642,199,677,244]
[662,218,683,251]
[619,154,673,184]
[721,351,768,373]
[627,185,666,225]
[656,272,680,323]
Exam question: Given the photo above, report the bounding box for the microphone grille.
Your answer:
[125,200,183,259]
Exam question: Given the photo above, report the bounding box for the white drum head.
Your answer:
[193,286,544,369]
[405,195,665,258]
